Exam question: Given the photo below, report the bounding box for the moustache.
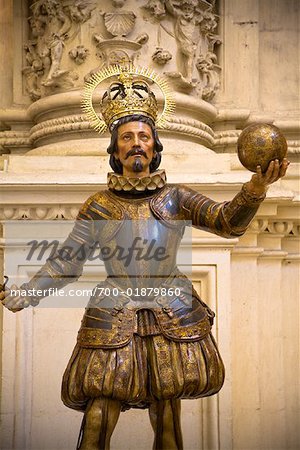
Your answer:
[125,148,148,160]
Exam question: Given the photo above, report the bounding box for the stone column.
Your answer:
[231,227,263,450]
[0,0,13,108]
[281,227,300,450]
[231,214,300,450]
[0,0,13,411]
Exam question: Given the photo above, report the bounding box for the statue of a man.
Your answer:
[0,69,288,450]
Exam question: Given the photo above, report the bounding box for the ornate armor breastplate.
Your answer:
[78,188,215,348]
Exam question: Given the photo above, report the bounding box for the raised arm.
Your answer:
[179,158,289,238]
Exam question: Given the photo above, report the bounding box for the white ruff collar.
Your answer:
[107,170,167,192]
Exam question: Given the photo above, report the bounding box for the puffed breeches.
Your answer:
[61,332,225,412]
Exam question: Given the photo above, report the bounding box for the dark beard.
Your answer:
[132,157,144,173]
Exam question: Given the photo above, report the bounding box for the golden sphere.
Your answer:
[237,123,287,173]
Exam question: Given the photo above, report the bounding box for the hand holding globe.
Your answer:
[237,123,288,172]
[237,123,289,196]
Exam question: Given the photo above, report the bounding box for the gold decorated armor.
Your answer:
[20,171,265,411]
[21,170,265,312]
[21,170,265,325]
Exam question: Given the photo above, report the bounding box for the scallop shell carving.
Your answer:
[103,11,136,37]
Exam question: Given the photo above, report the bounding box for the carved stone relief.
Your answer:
[23,0,96,100]
[69,45,89,64]
[112,0,128,7]
[22,0,220,101]
[144,0,221,98]
[152,47,172,65]
[195,51,221,100]
[103,10,136,37]
[89,9,149,78]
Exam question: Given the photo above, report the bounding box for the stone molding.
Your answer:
[0,205,298,263]
[163,117,215,146]
[1,112,299,154]
[29,115,90,145]
[0,206,298,238]
[231,246,292,261]
[249,219,299,237]
[0,115,215,149]
[0,206,79,221]
[0,131,31,150]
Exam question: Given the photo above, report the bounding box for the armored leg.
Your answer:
[77,398,122,450]
[149,399,183,450]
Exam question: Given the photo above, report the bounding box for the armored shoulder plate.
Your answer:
[150,185,187,226]
[77,191,127,244]
[80,191,126,221]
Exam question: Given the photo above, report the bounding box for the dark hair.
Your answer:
[107,114,163,174]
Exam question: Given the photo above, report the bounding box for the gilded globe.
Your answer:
[237,123,287,173]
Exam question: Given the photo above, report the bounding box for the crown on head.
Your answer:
[101,72,158,130]
[82,65,175,134]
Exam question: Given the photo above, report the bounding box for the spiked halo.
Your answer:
[82,64,175,134]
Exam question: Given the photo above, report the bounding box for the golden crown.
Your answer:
[82,65,175,133]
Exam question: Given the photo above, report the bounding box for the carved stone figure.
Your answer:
[196,51,220,100]
[30,0,70,88]
[200,7,221,51]
[164,0,204,82]
[67,0,96,23]
[144,0,167,19]
[143,0,221,98]
[69,45,89,65]
[1,67,289,449]
[152,47,172,65]
[24,0,95,98]
[22,41,47,100]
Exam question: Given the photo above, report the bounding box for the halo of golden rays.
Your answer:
[82,64,176,134]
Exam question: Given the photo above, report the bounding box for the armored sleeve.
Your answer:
[20,195,98,303]
[178,184,266,238]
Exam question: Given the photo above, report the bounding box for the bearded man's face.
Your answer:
[115,121,155,177]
